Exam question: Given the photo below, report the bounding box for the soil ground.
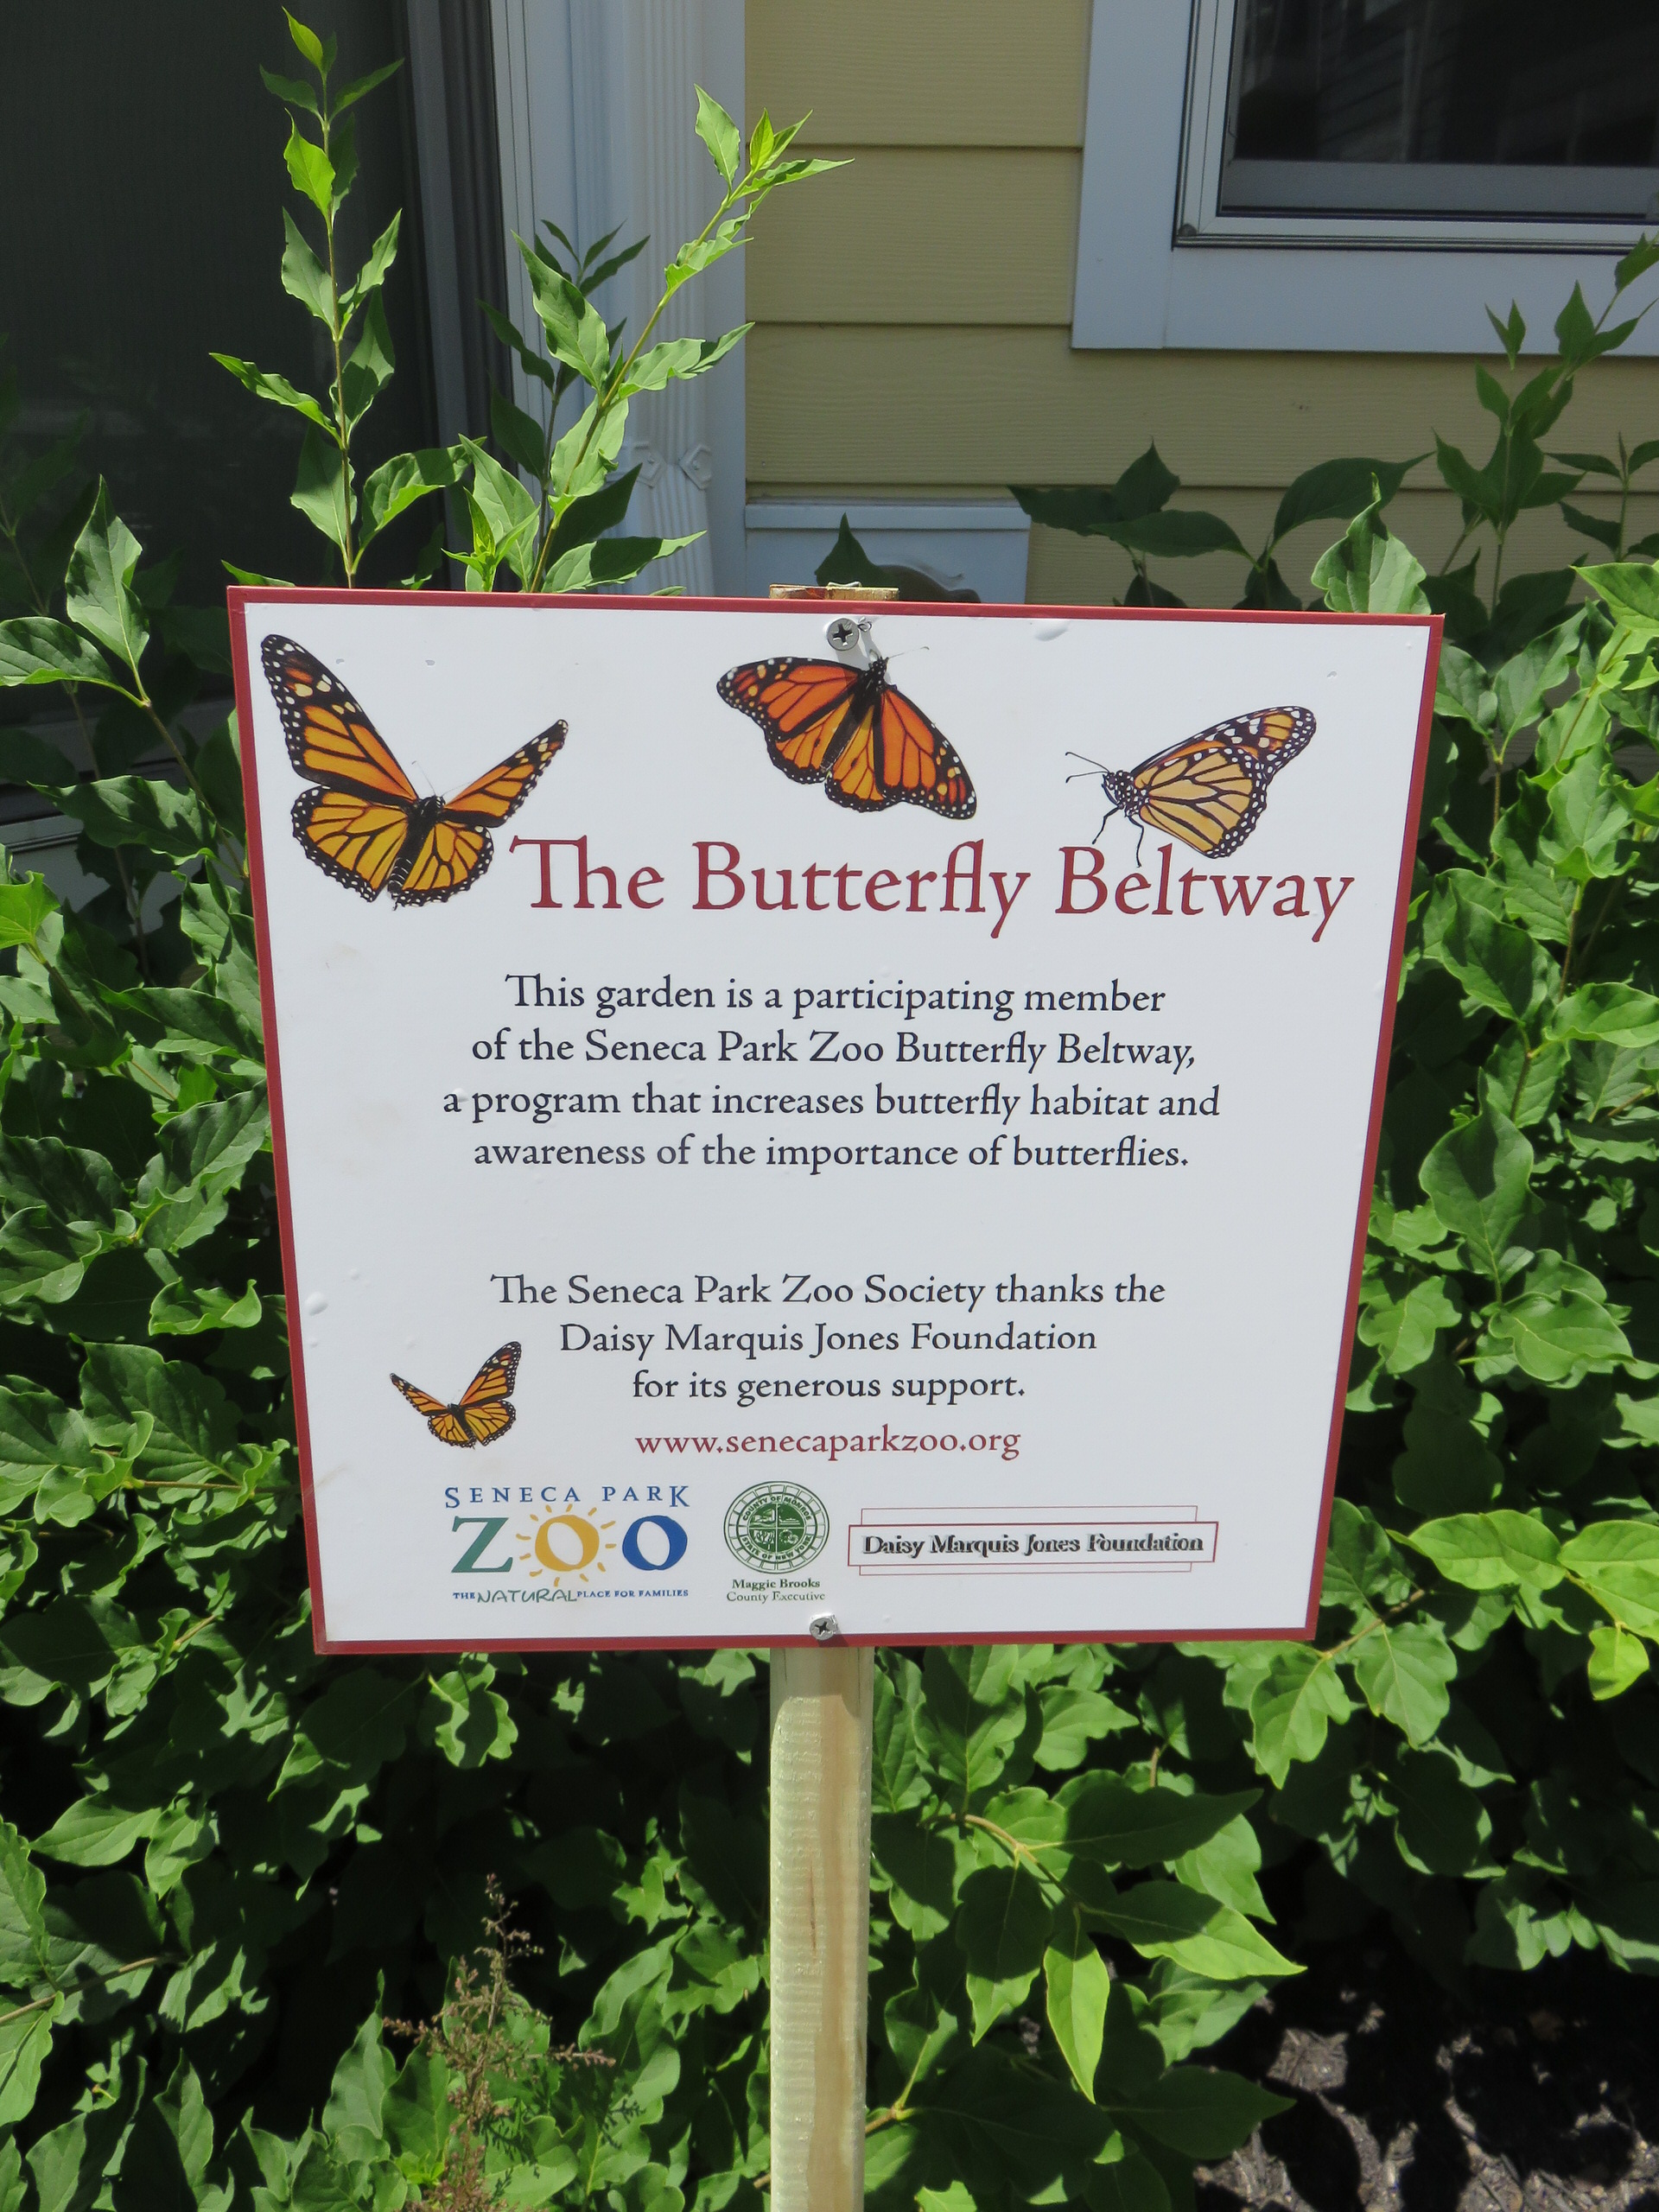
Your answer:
[1197,1940,1659,2212]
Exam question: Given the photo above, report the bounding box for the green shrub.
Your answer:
[1,21,1658,2212]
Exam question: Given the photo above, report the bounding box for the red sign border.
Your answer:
[226,587,1441,1654]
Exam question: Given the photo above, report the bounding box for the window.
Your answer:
[1182,0,1659,245]
[1072,0,1659,351]
[1,2,445,614]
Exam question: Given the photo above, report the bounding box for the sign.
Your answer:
[228,590,1439,1650]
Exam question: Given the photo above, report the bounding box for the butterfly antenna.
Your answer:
[1065,751,1109,779]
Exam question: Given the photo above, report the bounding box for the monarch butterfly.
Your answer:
[1069,705,1314,859]
[391,1342,520,1448]
[717,642,975,817]
[263,635,566,905]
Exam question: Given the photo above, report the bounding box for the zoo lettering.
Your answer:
[507,836,1355,944]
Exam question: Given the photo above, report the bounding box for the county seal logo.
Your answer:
[722,1482,830,1573]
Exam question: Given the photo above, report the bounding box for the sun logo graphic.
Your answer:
[518,1506,617,1583]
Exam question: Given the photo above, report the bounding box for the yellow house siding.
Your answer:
[747,150,1081,325]
[746,3,1659,604]
[748,1,1089,147]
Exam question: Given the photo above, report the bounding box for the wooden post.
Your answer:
[762,581,891,2209]
[768,1644,875,2211]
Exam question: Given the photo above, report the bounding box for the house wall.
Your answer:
[745,0,1659,606]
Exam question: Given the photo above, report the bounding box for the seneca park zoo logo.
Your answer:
[723,1483,831,1573]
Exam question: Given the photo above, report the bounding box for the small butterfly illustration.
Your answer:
[718,623,975,817]
[391,1342,520,1448]
[264,635,565,905]
[1069,705,1314,859]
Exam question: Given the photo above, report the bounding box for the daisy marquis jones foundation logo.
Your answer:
[722,1482,831,1573]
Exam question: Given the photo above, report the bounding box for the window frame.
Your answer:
[1072,0,1659,353]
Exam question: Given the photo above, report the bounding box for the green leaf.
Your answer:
[0,878,61,957]
[0,1821,49,1984]
[279,208,333,324]
[1171,1813,1271,1921]
[0,2002,60,2126]
[1033,1682,1135,1770]
[1103,509,1249,562]
[359,447,459,548]
[872,1812,973,1941]
[55,777,211,861]
[1044,1915,1109,2097]
[291,423,353,554]
[1313,493,1428,613]
[517,248,611,389]
[1058,1777,1259,1868]
[210,354,333,434]
[79,1344,244,1486]
[1426,878,1551,1020]
[424,1669,517,1767]
[334,60,404,118]
[277,1668,415,1789]
[954,1864,1052,2037]
[0,618,121,692]
[1268,454,1421,547]
[1616,233,1659,290]
[1092,1883,1299,1980]
[1357,1274,1459,1375]
[1082,2149,1173,2212]
[542,531,699,594]
[456,438,538,585]
[1408,1510,1564,1590]
[1550,983,1659,1050]
[1245,1647,1351,1787]
[914,1647,1027,1800]
[284,12,327,67]
[695,86,742,185]
[1420,1099,1533,1282]
[64,484,149,674]
[1560,1520,1659,1632]
[1350,1620,1456,1745]
[283,118,334,214]
[1105,2065,1293,2160]
[1580,562,1659,634]
[1484,1268,1631,1383]
[617,329,747,399]
[260,64,320,115]
[340,293,395,429]
[33,1797,160,1868]
[1587,1622,1650,1699]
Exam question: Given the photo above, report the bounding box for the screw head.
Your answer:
[825,616,862,651]
[809,1611,840,1643]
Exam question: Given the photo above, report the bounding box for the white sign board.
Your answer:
[229,590,1438,1651]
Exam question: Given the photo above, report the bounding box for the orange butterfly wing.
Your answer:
[870,683,976,818]
[391,820,492,907]
[1126,707,1315,859]
[442,724,569,823]
[719,656,976,817]
[391,1343,520,1448]
[718,658,863,783]
[291,787,413,899]
[263,635,420,804]
[389,721,569,907]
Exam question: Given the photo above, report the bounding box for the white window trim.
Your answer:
[1074,0,1659,354]
[743,503,1033,604]
[480,0,748,594]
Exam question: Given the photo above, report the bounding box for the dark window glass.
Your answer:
[2,2,439,616]
[1221,0,1659,218]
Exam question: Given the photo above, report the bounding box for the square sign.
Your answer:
[228,590,1439,1651]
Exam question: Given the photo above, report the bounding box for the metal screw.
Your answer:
[825,616,863,651]
[809,1611,840,1643]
